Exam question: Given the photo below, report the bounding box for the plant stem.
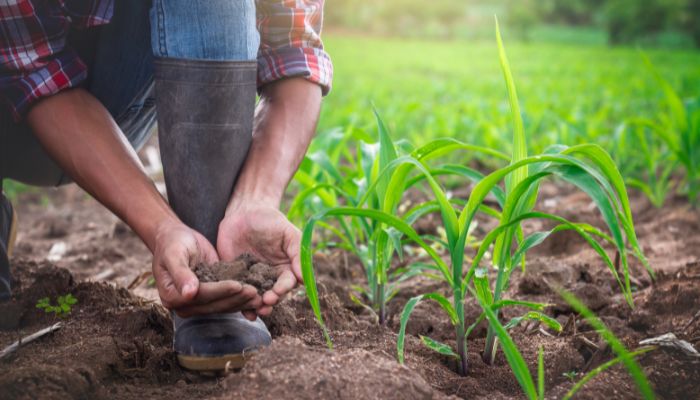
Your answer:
[455,288,468,376]
[456,320,468,376]
[375,282,386,324]
[483,331,498,365]
[483,262,507,364]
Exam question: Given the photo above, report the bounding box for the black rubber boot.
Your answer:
[154,57,256,245]
[0,191,17,301]
[153,58,271,371]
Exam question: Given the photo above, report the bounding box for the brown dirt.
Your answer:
[1,181,699,399]
[194,254,277,294]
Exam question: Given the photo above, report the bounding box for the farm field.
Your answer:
[2,32,700,400]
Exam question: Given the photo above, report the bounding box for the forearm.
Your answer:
[227,78,322,211]
[27,89,179,251]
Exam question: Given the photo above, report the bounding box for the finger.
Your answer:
[191,281,243,305]
[242,310,258,321]
[256,305,273,317]
[241,289,264,310]
[262,290,279,307]
[263,269,296,306]
[163,248,199,300]
[153,261,193,309]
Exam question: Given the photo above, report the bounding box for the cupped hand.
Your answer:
[152,220,261,318]
[217,205,302,317]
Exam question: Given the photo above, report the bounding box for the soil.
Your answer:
[193,255,277,295]
[1,180,699,399]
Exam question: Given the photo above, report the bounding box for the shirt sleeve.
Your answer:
[256,0,333,95]
[0,0,112,122]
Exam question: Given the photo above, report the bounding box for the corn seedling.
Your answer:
[396,18,651,376]
[36,294,77,318]
[633,52,700,205]
[301,18,651,386]
[297,109,509,325]
[616,122,676,208]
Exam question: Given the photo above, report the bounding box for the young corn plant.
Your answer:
[302,18,651,382]
[398,18,651,375]
[297,114,509,325]
[616,122,676,208]
[633,53,700,205]
[291,116,431,323]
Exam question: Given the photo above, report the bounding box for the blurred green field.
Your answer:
[312,34,700,205]
[318,34,699,152]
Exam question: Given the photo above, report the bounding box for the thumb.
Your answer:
[164,245,199,300]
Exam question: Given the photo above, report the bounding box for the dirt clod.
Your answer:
[193,254,277,294]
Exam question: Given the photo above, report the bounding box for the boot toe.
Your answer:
[173,312,271,371]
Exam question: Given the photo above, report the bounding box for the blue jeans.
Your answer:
[0,0,259,186]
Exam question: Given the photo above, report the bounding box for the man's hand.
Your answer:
[215,78,321,318]
[217,205,302,317]
[152,220,261,318]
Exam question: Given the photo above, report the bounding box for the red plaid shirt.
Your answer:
[0,0,332,121]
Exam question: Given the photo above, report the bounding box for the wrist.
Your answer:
[140,212,182,253]
[226,190,281,215]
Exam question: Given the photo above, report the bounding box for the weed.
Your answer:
[36,294,78,318]
[562,370,577,382]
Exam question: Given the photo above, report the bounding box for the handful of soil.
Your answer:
[193,254,277,295]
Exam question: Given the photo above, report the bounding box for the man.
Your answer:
[0,0,331,371]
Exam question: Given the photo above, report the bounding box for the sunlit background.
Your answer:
[308,0,699,207]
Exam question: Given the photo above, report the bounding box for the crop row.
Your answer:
[291,20,659,399]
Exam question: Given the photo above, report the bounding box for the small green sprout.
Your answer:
[562,370,577,382]
[36,294,78,318]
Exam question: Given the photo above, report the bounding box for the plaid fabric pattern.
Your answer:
[0,0,113,120]
[257,0,332,95]
[0,0,332,122]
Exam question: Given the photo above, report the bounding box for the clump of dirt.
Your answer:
[218,337,451,400]
[193,254,277,294]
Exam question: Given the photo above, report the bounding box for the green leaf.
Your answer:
[474,267,493,305]
[420,336,459,359]
[504,311,562,332]
[302,207,453,349]
[374,107,398,204]
[464,211,626,305]
[496,16,527,194]
[36,297,50,309]
[397,295,422,364]
[473,287,538,400]
[422,293,459,326]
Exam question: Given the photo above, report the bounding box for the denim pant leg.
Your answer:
[150,0,259,61]
[0,0,154,187]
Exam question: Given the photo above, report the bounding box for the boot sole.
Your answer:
[177,352,250,372]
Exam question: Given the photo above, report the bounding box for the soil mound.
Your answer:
[219,336,453,400]
[0,261,221,400]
